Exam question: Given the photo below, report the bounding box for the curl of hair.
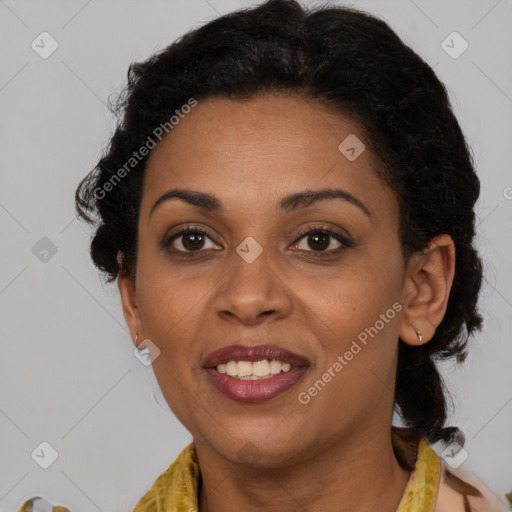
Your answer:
[75,0,483,444]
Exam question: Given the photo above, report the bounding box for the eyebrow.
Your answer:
[149,187,372,220]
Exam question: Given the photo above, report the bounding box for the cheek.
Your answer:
[304,242,404,372]
[135,241,202,328]
[308,246,403,324]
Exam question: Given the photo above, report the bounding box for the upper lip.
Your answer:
[203,342,311,368]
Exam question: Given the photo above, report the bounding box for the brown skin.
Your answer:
[117,93,455,512]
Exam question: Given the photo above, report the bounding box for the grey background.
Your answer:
[1,0,511,511]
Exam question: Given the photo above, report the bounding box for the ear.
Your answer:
[399,234,456,346]
[117,250,144,349]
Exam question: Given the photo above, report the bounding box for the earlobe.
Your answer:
[399,234,456,346]
[116,250,144,347]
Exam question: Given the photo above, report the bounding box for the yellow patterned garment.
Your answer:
[131,428,510,512]
[15,428,510,512]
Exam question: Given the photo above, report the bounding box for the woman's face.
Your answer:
[123,93,411,466]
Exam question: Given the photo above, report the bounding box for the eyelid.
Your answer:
[292,225,354,252]
[162,225,220,251]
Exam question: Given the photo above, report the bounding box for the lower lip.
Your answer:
[205,366,309,403]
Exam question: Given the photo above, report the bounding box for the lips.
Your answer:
[203,342,310,403]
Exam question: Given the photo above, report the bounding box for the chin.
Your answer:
[208,425,310,469]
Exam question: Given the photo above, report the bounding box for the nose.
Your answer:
[214,247,293,325]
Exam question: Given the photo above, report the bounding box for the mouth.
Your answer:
[203,343,310,403]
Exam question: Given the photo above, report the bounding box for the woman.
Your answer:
[65,0,510,511]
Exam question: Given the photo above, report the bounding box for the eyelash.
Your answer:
[162,225,353,258]
[294,226,353,256]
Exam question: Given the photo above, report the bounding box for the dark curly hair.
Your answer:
[75,0,483,445]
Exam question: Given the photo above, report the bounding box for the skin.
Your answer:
[117,93,455,512]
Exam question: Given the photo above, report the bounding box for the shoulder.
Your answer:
[392,427,510,512]
[434,459,510,512]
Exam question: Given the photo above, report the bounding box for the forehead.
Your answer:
[140,93,396,220]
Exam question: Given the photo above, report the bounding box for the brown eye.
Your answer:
[292,228,349,254]
[181,232,206,251]
[305,232,331,251]
[164,228,221,253]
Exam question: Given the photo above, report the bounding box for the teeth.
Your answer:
[253,360,270,377]
[237,361,252,377]
[269,359,281,374]
[225,361,238,376]
[215,359,295,379]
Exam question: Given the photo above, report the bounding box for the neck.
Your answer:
[195,425,411,512]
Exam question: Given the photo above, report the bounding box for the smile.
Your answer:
[203,343,310,403]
